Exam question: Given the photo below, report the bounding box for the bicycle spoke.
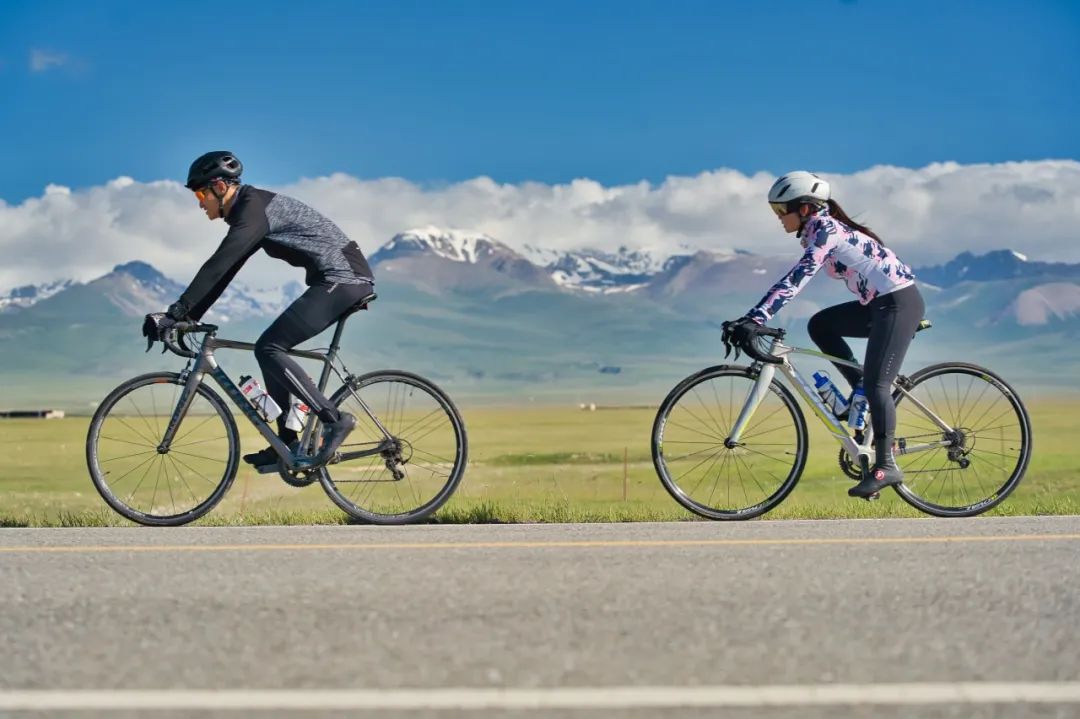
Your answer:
[127,396,162,444]
[99,434,155,449]
[167,454,202,507]
[106,453,159,489]
[734,450,775,501]
[737,445,797,466]
[123,456,159,505]
[740,403,788,438]
[167,452,221,486]
[665,418,726,443]
[672,406,728,442]
[112,415,158,447]
[169,449,226,463]
[691,387,726,438]
[101,448,160,464]
[674,445,729,483]
[160,456,176,514]
[393,406,444,439]
[738,423,796,441]
[172,435,230,449]
[690,450,729,503]
[664,444,727,464]
[173,412,222,445]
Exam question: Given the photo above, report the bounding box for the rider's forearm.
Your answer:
[169,215,267,320]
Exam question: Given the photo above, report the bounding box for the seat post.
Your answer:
[328,316,348,354]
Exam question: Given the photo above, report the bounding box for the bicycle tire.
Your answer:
[320,370,468,524]
[652,365,809,520]
[86,372,240,526]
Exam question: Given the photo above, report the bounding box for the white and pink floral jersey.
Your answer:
[747,208,915,324]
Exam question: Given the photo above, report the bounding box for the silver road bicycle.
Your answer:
[652,322,1032,519]
[86,293,468,526]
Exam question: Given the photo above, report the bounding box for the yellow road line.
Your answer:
[2,533,1079,554]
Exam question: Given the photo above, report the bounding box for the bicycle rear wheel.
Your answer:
[320,370,467,524]
[652,365,808,520]
[86,372,240,526]
[892,362,1032,517]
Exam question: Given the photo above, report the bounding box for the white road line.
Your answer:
[1,684,1080,711]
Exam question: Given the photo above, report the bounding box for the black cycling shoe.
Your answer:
[315,412,357,463]
[243,446,279,469]
[243,440,299,473]
[849,461,904,498]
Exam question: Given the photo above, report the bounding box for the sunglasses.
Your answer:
[193,187,210,202]
[770,202,793,218]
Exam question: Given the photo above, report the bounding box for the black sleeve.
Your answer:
[168,190,269,321]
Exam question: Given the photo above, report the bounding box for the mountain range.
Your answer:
[2,229,1079,408]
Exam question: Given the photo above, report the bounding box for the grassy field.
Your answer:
[1,400,1077,526]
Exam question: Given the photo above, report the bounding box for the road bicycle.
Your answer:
[651,321,1032,519]
[86,292,468,526]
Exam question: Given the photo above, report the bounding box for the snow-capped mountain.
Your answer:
[0,261,305,321]
[916,249,1080,288]
[0,279,79,313]
[523,245,680,294]
[210,281,305,322]
[370,227,554,293]
[371,227,518,265]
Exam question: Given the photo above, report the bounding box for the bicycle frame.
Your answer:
[155,320,395,471]
[726,336,959,463]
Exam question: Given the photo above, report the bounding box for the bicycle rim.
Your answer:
[652,366,808,520]
[86,373,239,526]
[321,371,467,524]
[892,363,1032,517]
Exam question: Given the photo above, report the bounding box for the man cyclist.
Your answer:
[144,151,374,469]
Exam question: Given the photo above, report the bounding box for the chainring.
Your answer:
[838,448,862,481]
[277,461,321,488]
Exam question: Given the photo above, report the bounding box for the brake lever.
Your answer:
[720,321,741,361]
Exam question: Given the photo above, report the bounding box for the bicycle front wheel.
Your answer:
[320,370,468,524]
[652,365,808,520]
[892,362,1033,517]
[86,372,240,526]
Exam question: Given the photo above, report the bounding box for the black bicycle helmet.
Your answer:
[185,151,243,190]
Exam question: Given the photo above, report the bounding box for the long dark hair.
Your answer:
[826,199,884,244]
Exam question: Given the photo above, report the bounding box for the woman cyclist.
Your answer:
[144,151,375,470]
[727,171,925,499]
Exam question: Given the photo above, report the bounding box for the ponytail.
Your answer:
[826,199,884,245]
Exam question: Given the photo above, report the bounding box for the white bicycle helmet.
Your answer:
[768,171,830,215]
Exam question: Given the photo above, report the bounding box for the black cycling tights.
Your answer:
[255,282,373,442]
[807,284,925,463]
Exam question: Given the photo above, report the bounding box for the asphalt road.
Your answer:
[2,517,1079,717]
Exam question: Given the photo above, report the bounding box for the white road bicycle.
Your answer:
[651,321,1032,519]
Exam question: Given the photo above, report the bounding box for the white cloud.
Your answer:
[1,160,1078,293]
[29,49,69,72]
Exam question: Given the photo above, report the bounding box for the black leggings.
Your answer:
[806,284,925,455]
[255,281,373,439]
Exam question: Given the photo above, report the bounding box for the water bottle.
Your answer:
[812,371,849,418]
[284,400,311,432]
[848,384,869,432]
[239,375,282,422]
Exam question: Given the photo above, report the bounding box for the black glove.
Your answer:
[720,316,761,360]
[142,312,177,353]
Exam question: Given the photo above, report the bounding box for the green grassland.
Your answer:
[1,399,1077,526]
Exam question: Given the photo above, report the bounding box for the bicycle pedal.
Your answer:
[865,492,881,502]
[254,463,280,475]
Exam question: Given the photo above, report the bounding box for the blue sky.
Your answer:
[1,0,1077,202]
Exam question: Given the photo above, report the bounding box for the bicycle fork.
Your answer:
[157,367,205,453]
